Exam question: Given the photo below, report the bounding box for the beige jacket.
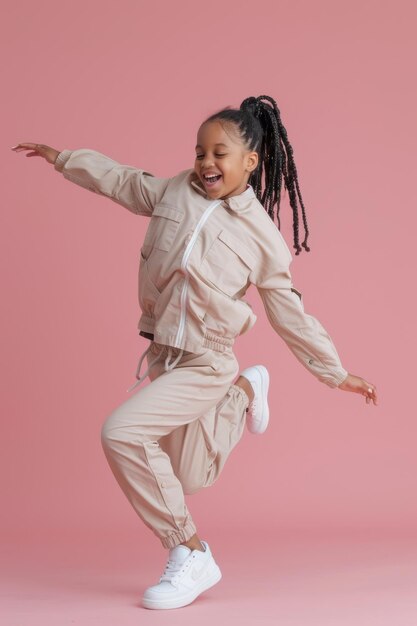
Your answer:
[54,149,349,390]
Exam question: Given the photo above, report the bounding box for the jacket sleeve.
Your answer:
[54,149,171,217]
[255,228,349,389]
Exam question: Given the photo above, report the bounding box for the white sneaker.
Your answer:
[141,540,222,610]
[239,364,270,434]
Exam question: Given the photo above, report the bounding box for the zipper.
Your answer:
[173,200,223,348]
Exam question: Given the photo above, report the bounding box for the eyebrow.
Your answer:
[195,143,229,149]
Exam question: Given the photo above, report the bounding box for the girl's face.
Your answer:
[194,120,258,200]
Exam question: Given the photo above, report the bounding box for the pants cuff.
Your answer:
[230,383,250,409]
[160,519,197,549]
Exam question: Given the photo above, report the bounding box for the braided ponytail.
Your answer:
[203,95,310,255]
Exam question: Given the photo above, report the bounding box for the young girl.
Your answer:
[12,94,377,611]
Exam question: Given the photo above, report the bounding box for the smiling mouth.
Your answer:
[202,174,222,187]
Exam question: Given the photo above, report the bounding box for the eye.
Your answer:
[195,153,227,159]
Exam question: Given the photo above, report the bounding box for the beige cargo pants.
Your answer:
[101,341,250,549]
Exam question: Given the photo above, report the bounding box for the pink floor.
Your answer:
[3,529,417,625]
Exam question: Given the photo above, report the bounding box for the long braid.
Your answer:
[203,95,311,255]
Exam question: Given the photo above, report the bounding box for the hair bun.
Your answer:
[240,96,260,117]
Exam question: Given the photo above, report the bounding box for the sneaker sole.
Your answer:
[247,365,270,435]
[141,564,222,610]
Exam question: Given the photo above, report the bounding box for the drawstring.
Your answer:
[126,343,184,393]
[126,343,163,393]
[164,346,184,372]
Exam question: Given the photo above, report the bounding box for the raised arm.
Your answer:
[11,143,171,217]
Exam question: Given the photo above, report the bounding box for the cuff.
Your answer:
[160,518,197,549]
[54,149,72,172]
[327,368,349,389]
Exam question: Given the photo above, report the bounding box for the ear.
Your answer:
[246,151,259,173]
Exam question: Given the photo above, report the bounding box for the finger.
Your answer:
[365,385,378,406]
[13,147,39,153]
[11,143,38,151]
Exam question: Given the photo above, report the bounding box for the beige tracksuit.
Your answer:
[54,148,349,548]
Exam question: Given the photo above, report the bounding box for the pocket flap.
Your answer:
[217,230,257,269]
[152,203,184,222]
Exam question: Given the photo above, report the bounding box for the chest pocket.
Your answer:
[200,229,257,298]
[141,203,184,259]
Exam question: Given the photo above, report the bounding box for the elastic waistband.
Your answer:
[139,330,234,353]
[202,331,234,352]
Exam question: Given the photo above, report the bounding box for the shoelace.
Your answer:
[159,552,196,584]
[159,557,188,583]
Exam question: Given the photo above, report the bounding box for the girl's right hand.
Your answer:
[338,373,378,406]
[11,143,61,165]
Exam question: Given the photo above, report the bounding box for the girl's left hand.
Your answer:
[337,373,378,405]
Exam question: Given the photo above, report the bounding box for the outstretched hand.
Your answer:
[11,143,61,165]
[338,373,378,405]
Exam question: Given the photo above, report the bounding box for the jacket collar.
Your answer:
[189,170,256,212]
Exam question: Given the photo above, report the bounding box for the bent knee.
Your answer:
[101,416,117,449]
[100,411,151,449]
[100,412,129,448]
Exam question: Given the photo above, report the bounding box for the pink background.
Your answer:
[2,0,416,624]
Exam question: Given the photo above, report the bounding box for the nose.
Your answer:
[200,155,215,170]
